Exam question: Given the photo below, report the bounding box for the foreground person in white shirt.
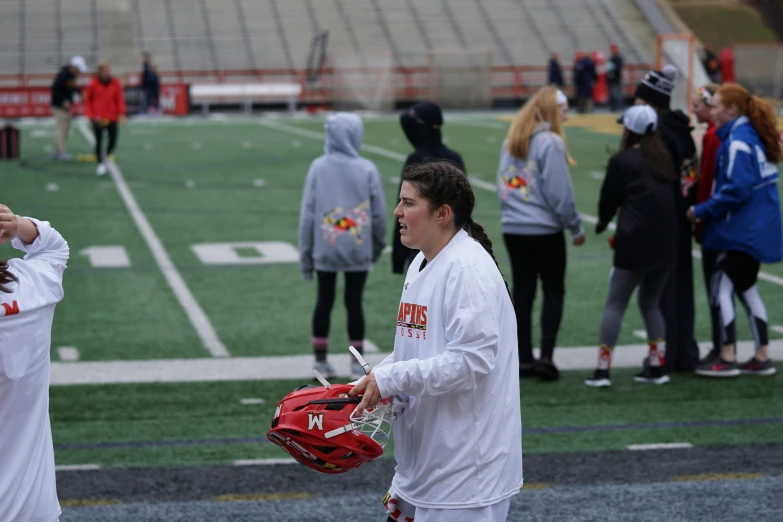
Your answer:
[0,204,69,522]
[349,162,523,522]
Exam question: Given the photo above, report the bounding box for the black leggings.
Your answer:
[92,120,118,162]
[313,271,368,342]
[701,249,722,355]
[504,232,566,364]
[711,250,768,348]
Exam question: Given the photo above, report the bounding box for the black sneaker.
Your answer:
[634,365,670,384]
[695,358,740,377]
[585,369,611,388]
[697,349,720,366]
[519,363,536,378]
[534,359,560,381]
[738,357,777,376]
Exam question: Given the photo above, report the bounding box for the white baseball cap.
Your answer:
[617,105,658,135]
[70,55,88,73]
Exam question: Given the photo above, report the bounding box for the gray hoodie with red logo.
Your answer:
[298,113,387,278]
[496,123,583,237]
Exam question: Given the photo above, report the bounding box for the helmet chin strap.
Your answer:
[349,345,370,376]
[312,369,332,389]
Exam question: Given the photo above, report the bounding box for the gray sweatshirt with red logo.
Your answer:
[298,113,387,277]
[496,123,583,237]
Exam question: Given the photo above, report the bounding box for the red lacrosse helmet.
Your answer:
[267,383,394,474]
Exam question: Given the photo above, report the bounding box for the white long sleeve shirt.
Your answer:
[373,229,523,510]
[0,218,68,522]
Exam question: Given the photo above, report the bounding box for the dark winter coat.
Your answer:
[391,102,465,273]
[597,148,677,271]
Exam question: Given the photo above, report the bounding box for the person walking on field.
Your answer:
[392,102,465,275]
[496,86,584,381]
[50,55,88,161]
[299,113,387,381]
[0,203,69,522]
[585,105,677,388]
[691,83,723,363]
[688,83,783,377]
[350,161,522,522]
[85,62,126,176]
[632,65,700,373]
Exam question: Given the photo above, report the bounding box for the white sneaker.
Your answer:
[313,360,337,380]
[96,163,108,176]
[350,362,367,381]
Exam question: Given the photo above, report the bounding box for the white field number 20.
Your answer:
[80,242,299,268]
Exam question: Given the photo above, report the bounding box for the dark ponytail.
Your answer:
[0,260,18,293]
[402,161,512,302]
[464,220,513,302]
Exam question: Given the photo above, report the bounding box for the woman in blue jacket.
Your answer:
[687,83,782,377]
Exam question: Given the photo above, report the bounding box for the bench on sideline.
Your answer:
[189,83,302,114]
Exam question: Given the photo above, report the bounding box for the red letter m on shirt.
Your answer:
[1,300,19,316]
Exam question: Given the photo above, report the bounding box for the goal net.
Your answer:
[656,34,711,114]
[734,44,783,101]
[428,50,493,109]
[330,52,395,111]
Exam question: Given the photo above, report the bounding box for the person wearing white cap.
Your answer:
[496,86,583,381]
[585,105,678,388]
[50,55,88,161]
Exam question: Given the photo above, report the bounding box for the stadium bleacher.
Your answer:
[3,0,655,76]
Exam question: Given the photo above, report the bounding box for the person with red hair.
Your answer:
[688,83,783,377]
[691,84,722,362]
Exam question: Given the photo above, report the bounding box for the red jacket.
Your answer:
[85,76,126,121]
[695,121,721,243]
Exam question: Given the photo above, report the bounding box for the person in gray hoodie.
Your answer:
[299,113,387,380]
[497,86,584,381]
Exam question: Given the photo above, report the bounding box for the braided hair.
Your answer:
[401,161,512,301]
[0,260,18,293]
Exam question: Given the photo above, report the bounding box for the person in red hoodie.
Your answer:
[691,83,722,362]
[85,62,126,176]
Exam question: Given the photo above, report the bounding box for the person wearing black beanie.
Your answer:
[632,65,700,373]
[391,102,466,274]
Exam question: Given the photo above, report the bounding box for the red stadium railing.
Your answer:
[0,63,653,104]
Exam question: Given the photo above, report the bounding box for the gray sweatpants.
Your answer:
[599,267,670,347]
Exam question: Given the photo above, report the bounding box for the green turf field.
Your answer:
[2,113,783,469]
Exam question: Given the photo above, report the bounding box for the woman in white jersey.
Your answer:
[0,204,68,522]
[349,162,523,522]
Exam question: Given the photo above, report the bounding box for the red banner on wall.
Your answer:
[0,84,190,118]
[158,84,190,115]
[0,88,53,117]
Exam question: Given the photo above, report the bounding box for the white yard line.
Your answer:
[628,442,693,451]
[55,464,101,471]
[57,347,80,362]
[261,117,783,290]
[772,325,783,335]
[239,398,266,405]
[234,458,298,466]
[50,340,783,385]
[77,121,229,357]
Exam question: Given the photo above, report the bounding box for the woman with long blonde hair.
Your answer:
[496,86,584,380]
[688,83,782,377]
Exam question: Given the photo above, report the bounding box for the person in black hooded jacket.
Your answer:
[632,66,700,373]
[391,102,465,274]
